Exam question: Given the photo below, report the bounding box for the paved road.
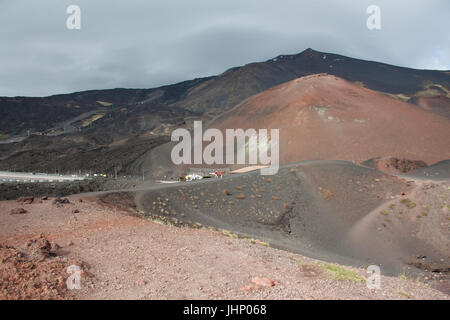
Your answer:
[0,171,86,183]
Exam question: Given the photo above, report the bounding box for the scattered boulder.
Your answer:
[72,209,80,213]
[52,198,70,206]
[26,234,60,260]
[16,197,34,205]
[10,207,28,215]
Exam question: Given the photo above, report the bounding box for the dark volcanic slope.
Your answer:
[408,160,450,180]
[0,77,210,135]
[172,48,450,113]
[0,134,169,176]
[2,48,449,136]
[102,160,449,273]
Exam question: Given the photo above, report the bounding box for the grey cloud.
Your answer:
[0,0,448,96]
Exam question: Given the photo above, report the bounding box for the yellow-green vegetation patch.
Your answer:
[397,290,412,299]
[380,210,389,216]
[295,259,306,266]
[96,100,113,107]
[220,229,238,239]
[81,113,105,127]
[248,238,270,247]
[318,263,365,283]
[400,198,416,208]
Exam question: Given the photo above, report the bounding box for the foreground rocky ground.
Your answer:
[0,195,448,300]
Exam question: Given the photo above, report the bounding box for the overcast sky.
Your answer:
[0,0,449,97]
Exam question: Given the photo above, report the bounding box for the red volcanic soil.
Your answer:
[212,74,450,165]
[0,194,448,299]
[363,157,428,175]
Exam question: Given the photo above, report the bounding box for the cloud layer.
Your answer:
[0,0,448,96]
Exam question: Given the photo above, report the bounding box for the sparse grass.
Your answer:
[397,290,412,299]
[295,259,308,267]
[317,263,365,283]
[248,238,269,247]
[400,198,416,208]
[398,273,425,286]
[380,210,389,216]
[399,274,409,281]
[235,194,246,200]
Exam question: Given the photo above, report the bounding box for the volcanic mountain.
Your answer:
[210,73,450,165]
[171,48,450,114]
[1,48,449,137]
[1,49,449,178]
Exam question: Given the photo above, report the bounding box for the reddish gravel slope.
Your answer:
[0,195,448,300]
[211,74,450,165]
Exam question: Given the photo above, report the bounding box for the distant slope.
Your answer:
[1,48,449,136]
[0,77,211,135]
[211,73,450,165]
[172,48,450,113]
